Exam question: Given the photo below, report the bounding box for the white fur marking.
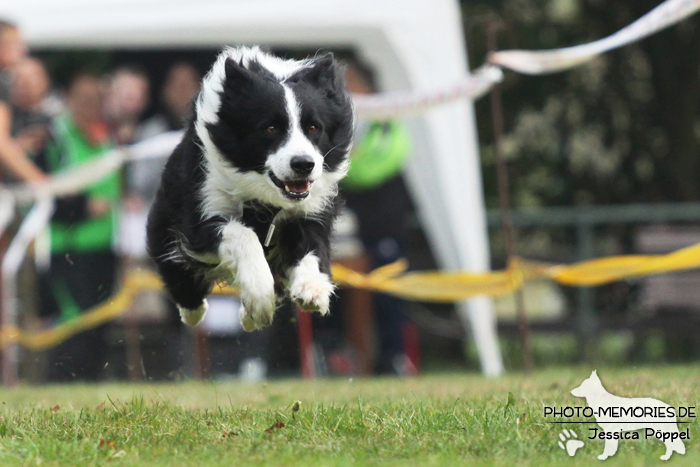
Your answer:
[267,86,324,183]
[289,253,334,315]
[218,221,276,330]
[178,300,208,327]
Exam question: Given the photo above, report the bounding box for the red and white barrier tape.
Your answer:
[353,65,503,118]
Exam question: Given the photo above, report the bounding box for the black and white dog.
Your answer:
[147,46,354,331]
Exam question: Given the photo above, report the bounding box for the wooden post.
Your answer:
[124,317,143,381]
[487,18,534,372]
[297,306,315,378]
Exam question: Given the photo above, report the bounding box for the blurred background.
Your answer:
[1,0,699,384]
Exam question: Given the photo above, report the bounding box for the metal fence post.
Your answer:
[1,196,54,386]
[575,220,598,361]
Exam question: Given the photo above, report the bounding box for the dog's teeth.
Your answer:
[284,185,291,192]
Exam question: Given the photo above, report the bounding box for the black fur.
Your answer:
[208,58,290,173]
[147,50,353,319]
[146,125,220,309]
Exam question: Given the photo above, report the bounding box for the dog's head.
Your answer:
[570,370,603,398]
[195,46,354,214]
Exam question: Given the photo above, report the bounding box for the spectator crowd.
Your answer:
[0,19,417,382]
[0,20,202,381]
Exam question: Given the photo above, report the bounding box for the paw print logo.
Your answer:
[558,429,585,457]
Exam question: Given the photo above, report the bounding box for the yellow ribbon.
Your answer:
[5,242,700,350]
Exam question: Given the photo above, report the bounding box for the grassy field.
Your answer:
[0,365,698,466]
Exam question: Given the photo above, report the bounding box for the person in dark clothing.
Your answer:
[130,62,200,205]
[9,57,52,157]
[342,61,415,375]
[41,252,117,380]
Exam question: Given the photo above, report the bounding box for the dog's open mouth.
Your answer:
[269,172,313,200]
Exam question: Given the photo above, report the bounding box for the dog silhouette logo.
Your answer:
[570,370,686,461]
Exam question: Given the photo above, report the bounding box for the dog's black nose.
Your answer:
[290,155,315,175]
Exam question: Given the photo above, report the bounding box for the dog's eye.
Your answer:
[308,124,318,133]
[266,125,279,134]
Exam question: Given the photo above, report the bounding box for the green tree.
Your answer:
[463,0,700,206]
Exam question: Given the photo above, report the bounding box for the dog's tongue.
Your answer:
[285,180,310,194]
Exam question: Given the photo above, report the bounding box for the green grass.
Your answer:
[0,366,699,466]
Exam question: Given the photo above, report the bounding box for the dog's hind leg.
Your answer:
[158,261,213,327]
[672,437,686,456]
[661,434,686,460]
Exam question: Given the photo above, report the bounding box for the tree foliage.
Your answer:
[463,0,700,207]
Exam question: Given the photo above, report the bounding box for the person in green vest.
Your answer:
[40,72,120,381]
[341,60,416,375]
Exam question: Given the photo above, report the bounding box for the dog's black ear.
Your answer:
[307,53,337,83]
[292,53,344,90]
[224,57,255,87]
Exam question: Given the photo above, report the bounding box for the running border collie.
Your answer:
[147,46,354,331]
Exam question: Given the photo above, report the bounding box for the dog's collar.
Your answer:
[242,201,285,249]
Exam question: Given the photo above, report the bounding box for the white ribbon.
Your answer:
[489,0,700,74]
[5,0,700,200]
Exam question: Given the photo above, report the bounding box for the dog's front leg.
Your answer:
[219,220,276,331]
[278,218,335,315]
[288,252,335,315]
[598,436,618,460]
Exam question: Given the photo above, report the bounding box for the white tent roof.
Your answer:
[2,0,503,376]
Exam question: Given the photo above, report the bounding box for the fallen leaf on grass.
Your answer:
[50,405,60,413]
[221,430,239,439]
[265,422,285,434]
[96,402,105,411]
[111,450,126,459]
[99,438,117,450]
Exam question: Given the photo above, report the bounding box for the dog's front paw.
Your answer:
[178,300,208,327]
[289,254,334,315]
[237,268,277,332]
[290,276,334,315]
[239,298,276,332]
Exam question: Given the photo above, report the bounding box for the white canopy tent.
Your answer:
[2,0,504,376]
